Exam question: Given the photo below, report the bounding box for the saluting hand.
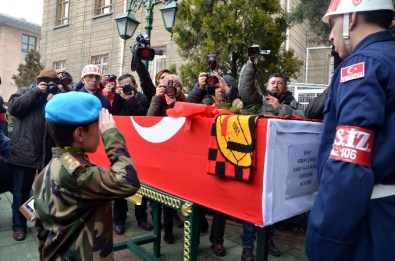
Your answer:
[99,108,116,134]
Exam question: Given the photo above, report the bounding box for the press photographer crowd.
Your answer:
[2,0,395,259]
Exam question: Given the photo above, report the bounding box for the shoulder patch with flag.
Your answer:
[340,62,365,83]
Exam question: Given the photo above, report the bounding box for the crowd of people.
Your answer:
[1,0,395,259]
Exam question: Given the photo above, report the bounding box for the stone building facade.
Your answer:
[40,0,331,89]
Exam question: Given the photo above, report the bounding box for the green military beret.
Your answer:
[45,92,101,124]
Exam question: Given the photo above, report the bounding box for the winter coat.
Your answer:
[111,92,149,116]
[7,84,54,169]
[238,61,304,117]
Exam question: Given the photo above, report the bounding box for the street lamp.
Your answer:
[115,0,178,49]
[115,11,140,40]
[160,2,178,33]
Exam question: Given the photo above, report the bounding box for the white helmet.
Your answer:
[322,0,394,23]
[81,64,101,78]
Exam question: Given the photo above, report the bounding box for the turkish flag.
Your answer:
[340,62,365,82]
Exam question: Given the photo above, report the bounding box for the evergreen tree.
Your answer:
[289,0,395,44]
[288,0,331,45]
[12,49,44,88]
[173,0,303,91]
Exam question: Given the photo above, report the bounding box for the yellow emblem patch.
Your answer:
[215,115,258,167]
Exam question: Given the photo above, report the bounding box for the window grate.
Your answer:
[91,54,109,75]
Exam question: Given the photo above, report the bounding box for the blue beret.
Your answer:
[45,92,102,124]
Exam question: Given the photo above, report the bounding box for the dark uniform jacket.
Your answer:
[34,128,140,261]
[306,31,395,261]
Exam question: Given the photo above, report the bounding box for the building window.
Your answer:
[56,0,70,26]
[91,54,109,74]
[96,0,112,15]
[21,34,36,53]
[148,46,167,79]
[53,60,67,72]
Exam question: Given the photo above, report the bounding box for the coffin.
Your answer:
[90,115,322,226]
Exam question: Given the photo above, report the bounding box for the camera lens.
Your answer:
[165,86,176,97]
[47,82,60,95]
[122,84,133,95]
[60,77,70,86]
[206,75,218,86]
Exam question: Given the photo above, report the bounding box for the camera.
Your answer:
[60,76,72,86]
[121,84,136,95]
[247,46,271,57]
[165,79,176,98]
[205,54,219,95]
[108,74,117,83]
[46,82,60,95]
[131,34,164,71]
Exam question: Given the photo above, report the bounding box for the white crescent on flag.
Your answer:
[130,116,186,143]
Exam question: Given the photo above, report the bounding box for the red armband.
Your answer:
[329,125,374,167]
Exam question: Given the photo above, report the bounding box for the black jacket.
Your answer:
[305,87,329,120]
[136,61,156,103]
[7,84,54,169]
[111,92,149,116]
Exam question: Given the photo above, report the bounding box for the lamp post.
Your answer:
[115,0,178,70]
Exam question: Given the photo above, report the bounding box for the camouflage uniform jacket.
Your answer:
[34,128,140,261]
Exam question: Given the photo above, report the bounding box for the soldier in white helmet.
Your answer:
[306,1,395,260]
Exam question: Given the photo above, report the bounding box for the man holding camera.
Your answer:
[111,73,153,234]
[100,74,118,105]
[147,74,186,244]
[7,68,59,241]
[57,70,74,92]
[238,48,304,117]
[238,50,304,260]
[187,68,239,257]
[187,71,239,108]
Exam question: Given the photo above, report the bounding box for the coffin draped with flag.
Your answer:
[90,102,322,226]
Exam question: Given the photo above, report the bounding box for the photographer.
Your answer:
[147,74,186,116]
[7,68,59,241]
[57,70,74,92]
[111,74,149,117]
[110,73,152,234]
[238,48,304,117]
[187,70,238,257]
[238,48,304,260]
[101,74,117,104]
[187,71,239,107]
[147,74,185,244]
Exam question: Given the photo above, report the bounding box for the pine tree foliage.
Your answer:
[288,0,395,44]
[12,49,44,88]
[288,0,331,45]
[173,0,303,91]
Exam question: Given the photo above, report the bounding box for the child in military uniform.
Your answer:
[33,92,140,260]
